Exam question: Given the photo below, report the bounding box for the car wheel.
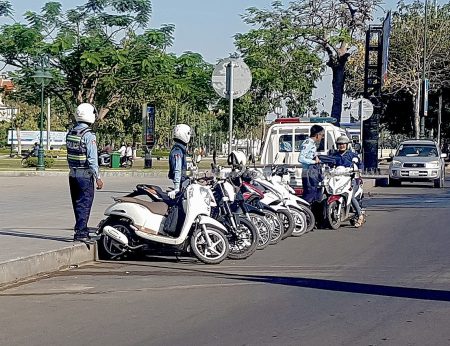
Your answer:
[389,178,401,187]
[434,173,444,188]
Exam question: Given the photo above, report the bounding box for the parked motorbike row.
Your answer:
[96,153,365,265]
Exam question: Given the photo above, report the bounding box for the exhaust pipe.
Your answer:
[103,226,129,246]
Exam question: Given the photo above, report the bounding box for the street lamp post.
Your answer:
[32,56,53,171]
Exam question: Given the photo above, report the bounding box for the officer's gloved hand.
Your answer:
[168,189,179,199]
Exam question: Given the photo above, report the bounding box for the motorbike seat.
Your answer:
[114,197,169,216]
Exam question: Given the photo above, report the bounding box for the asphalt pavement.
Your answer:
[0,163,447,288]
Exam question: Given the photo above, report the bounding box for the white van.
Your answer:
[260,117,348,188]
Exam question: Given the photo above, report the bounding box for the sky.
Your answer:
[4,0,432,112]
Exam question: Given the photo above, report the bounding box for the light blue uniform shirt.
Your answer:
[71,123,100,180]
[298,137,318,170]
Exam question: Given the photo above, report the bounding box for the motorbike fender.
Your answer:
[327,195,342,205]
[244,203,266,216]
[197,215,228,233]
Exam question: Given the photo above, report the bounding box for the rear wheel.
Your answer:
[190,225,229,264]
[98,219,132,260]
[325,200,342,230]
[248,213,272,250]
[227,217,258,260]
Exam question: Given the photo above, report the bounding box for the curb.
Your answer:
[0,170,166,177]
[0,243,96,289]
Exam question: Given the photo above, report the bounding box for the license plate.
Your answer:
[409,171,419,176]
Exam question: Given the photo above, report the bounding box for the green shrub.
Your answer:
[25,157,55,168]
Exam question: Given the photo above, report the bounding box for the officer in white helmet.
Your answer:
[168,124,191,199]
[66,103,104,242]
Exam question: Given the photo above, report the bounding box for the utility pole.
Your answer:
[420,0,429,138]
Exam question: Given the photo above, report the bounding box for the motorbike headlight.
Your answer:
[425,161,440,168]
[391,160,402,168]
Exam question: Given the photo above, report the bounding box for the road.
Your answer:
[1,178,450,345]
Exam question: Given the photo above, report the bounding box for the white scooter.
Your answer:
[319,156,364,229]
[249,168,307,238]
[96,162,230,264]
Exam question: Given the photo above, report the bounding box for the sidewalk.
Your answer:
[0,169,386,289]
[0,174,170,288]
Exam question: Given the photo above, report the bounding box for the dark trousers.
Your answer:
[69,171,95,235]
[302,177,320,203]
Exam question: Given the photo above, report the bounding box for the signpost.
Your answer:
[142,103,156,168]
[350,98,374,164]
[212,58,252,154]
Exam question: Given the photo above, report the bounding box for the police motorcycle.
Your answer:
[245,157,307,238]
[96,156,230,264]
[262,164,316,235]
[317,155,364,229]
[206,151,263,257]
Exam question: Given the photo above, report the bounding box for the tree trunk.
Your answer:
[329,53,350,125]
[16,126,22,155]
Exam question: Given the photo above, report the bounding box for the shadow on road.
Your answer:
[78,262,450,303]
[0,229,72,243]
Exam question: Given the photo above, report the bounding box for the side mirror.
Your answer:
[353,143,361,152]
[389,152,394,158]
[352,157,359,163]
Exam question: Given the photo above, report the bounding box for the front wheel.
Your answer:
[227,217,258,260]
[190,225,229,264]
[434,173,444,188]
[290,207,308,237]
[248,213,272,250]
[325,200,342,230]
[278,209,295,240]
[264,210,283,245]
[299,205,316,232]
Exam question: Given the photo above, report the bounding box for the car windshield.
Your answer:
[396,144,438,157]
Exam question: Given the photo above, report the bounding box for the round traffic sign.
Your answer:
[350,98,374,121]
[212,58,252,99]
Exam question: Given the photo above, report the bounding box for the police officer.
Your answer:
[298,125,325,203]
[66,103,104,242]
[168,124,191,199]
[331,135,365,227]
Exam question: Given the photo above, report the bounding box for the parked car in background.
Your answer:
[389,139,447,188]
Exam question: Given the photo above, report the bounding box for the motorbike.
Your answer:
[240,180,284,245]
[208,168,260,258]
[265,165,316,234]
[96,160,230,264]
[98,151,133,168]
[248,169,307,238]
[317,155,365,229]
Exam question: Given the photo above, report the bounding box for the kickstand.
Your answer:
[174,251,181,262]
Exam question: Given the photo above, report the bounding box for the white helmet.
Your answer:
[173,124,191,144]
[75,103,96,124]
[336,135,351,145]
[227,150,247,167]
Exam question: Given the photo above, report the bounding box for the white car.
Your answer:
[389,139,447,188]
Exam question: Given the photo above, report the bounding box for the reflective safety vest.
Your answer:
[66,127,91,168]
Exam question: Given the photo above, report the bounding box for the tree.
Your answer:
[0,0,174,119]
[242,0,380,124]
[385,1,450,138]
